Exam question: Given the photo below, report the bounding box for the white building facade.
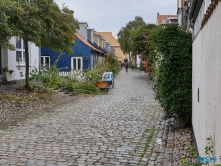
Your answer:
[0,37,40,81]
[190,0,221,159]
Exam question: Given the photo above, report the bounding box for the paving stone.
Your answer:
[0,70,195,165]
[163,162,171,166]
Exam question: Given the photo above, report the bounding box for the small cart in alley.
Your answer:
[97,72,114,92]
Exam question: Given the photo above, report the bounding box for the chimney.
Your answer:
[157,13,159,16]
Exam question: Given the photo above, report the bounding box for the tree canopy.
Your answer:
[0,0,21,50]
[130,24,156,56]
[0,0,79,87]
[1,0,78,54]
[117,16,146,55]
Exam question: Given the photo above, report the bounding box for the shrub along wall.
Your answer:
[150,25,192,125]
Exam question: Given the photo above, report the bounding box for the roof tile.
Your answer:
[75,33,102,53]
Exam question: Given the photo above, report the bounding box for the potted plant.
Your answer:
[3,64,14,81]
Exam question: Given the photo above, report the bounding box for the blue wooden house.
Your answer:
[41,32,105,72]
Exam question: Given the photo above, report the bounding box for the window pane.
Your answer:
[45,57,50,65]
[16,38,22,49]
[40,57,43,70]
[78,58,81,70]
[16,51,22,62]
[41,57,44,65]
[73,59,76,70]
[45,57,50,68]
[23,40,25,49]
[23,51,26,62]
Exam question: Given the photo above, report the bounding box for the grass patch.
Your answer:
[138,128,155,165]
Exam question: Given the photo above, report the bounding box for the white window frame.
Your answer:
[16,37,29,64]
[41,56,50,70]
[71,57,83,71]
[162,19,166,23]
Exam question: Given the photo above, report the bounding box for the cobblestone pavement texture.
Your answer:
[0,69,193,166]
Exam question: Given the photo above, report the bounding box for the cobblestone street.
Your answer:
[0,69,192,166]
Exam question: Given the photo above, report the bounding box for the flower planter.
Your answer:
[5,72,12,81]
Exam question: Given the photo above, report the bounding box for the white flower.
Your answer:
[207,131,213,136]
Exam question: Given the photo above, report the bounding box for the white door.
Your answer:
[71,57,82,71]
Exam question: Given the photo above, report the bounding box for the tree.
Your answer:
[130,24,156,57]
[117,16,146,62]
[1,0,78,88]
[125,16,147,30]
[36,1,79,54]
[0,0,22,50]
[117,27,131,55]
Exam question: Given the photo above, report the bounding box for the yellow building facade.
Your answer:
[95,32,126,62]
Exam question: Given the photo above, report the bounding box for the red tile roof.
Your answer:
[75,33,102,53]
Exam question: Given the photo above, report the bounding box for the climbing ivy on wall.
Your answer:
[150,25,192,124]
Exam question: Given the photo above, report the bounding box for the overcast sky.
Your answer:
[55,0,177,38]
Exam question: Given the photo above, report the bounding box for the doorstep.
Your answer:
[0,79,17,85]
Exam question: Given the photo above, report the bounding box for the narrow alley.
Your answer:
[0,69,191,166]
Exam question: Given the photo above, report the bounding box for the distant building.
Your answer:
[177,0,191,31]
[95,32,126,62]
[156,13,178,25]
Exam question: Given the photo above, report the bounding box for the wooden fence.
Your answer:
[58,71,84,81]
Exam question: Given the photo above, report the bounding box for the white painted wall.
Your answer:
[136,55,141,68]
[178,9,182,26]
[205,0,211,9]
[91,29,94,43]
[93,35,99,46]
[192,3,221,159]
[7,37,40,80]
[77,22,88,41]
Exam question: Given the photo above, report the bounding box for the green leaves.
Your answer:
[150,25,192,124]
[39,54,120,94]
[0,0,19,49]
[35,1,77,54]
[117,16,146,55]
[1,0,78,88]
[130,24,156,56]
[0,0,78,53]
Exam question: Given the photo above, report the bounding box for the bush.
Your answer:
[150,25,192,124]
[36,54,120,94]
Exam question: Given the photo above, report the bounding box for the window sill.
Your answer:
[16,64,31,67]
